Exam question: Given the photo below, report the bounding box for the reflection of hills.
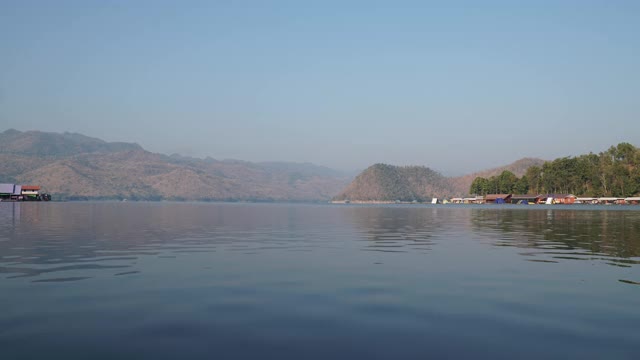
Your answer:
[345,206,456,253]
[3,203,640,282]
[0,203,349,280]
[469,208,640,265]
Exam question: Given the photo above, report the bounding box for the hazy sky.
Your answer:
[1,1,639,175]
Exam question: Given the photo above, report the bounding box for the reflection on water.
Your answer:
[0,202,352,280]
[1,203,640,281]
[470,208,640,267]
[347,207,448,253]
[1,202,640,359]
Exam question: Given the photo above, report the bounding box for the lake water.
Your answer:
[1,202,639,359]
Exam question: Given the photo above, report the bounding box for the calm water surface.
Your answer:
[1,202,639,359]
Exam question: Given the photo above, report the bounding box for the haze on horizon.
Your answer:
[1,1,639,175]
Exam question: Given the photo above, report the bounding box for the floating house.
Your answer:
[0,184,15,200]
[0,184,25,201]
[575,197,598,204]
[447,193,640,206]
[450,196,483,204]
[0,184,48,201]
[598,197,625,204]
[21,185,40,198]
[485,194,512,204]
[539,194,576,204]
[510,194,541,204]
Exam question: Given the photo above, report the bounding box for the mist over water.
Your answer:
[1,202,639,359]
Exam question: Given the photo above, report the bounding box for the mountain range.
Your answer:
[0,129,350,201]
[0,129,545,201]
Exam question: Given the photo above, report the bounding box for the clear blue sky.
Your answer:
[1,1,639,174]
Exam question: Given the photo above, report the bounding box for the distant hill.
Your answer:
[333,164,456,201]
[334,158,547,201]
[0,129,350,201]
[448,158,546,195]
[0,129,142,157]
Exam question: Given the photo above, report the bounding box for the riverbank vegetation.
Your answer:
[470,143,640,197]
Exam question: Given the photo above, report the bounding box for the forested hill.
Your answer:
[448,158,545,195]
[332,164,456,201]
[469,143,640,197]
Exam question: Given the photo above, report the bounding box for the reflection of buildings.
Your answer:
[0,183,48,201]
[0,202,21,224]
[341,205,640,262]
[2,203,638,279]
[469,208,640,260]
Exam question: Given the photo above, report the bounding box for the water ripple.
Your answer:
[32,276,92,283]
[1,264,130,279]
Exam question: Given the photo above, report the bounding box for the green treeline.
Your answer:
[470,143,640,197]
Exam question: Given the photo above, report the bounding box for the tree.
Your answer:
[514,175,529,194]
[497,170,518,193]
[526,166,542,194]
[470,177,489,195]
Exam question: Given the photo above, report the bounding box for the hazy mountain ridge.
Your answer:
[0,129,143,157]
[2,129,548,201]
[0,129,350,201]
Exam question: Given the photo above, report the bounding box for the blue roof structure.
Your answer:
[0,184,15,194]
